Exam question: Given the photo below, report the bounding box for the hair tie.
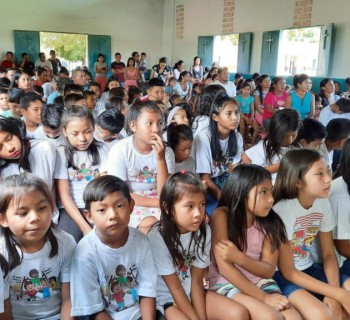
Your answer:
[181,169,187,174]
[167,106,182,126]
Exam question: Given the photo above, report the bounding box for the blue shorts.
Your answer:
[340,259,350,285]
[273,263,327,299]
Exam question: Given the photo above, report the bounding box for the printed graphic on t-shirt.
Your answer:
[101,264,139,312]
[68,162,101,182]
[10,268,60,302]
[130,166,157,183]
[175,249,196,281]
[212,152,233,177]
[291,212,323,267]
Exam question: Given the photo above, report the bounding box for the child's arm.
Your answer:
[190,267,206,320]
[200,173,221,200]
[334,240,350,259]
[55,179,92,235]
[284,95,292,109]
[162,273,199,320]
[250,101,255,120]
[241,152,280,174]
[216,235,278,279]
[253,95,263,115]
[0,299,11,320]
[139,297,156,320]
[60,282,74,320]
[130,193,159,208]
[308,93,315,118]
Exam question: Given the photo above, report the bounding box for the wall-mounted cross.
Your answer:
[266,35,275,53]
[323,29,329,50]
[95,39,104,51]
[202,40,211,54]
[21,34,33,49]
[240,36,247,52]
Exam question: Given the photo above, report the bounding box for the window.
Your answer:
[213,34,239,73]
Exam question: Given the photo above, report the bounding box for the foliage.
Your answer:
[40,32,87,63]
[286,27,320,43]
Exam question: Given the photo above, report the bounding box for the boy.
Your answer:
[20,91,43,138]
[63,93,86,108]
[0,88,9,113]
[147,78,166,104]
[37,103,65,147]
[83,90,97,112]
[296,118,327,150]
[70,175,157,320]
[6,88,24,118]
[319,97,350,126]
[95,108,125,148]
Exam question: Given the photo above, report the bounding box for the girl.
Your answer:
[194,93,243,212]
[0,173,76,320]
[151,57,172,85]
[263,77,288,124]
[174,71,192,100]
[101,101,175,233]
[190,56,203,82]
[10,70,32,91]
[236,82,259,147]
[167,124,196,173]
[166,104,191,127]
[273,149,350,319]
[0,117,56,188]
[285,74,315,120]
[54,105,109,242]
[192,84,225,137]
[253,74,271,125]
[319,78,340,108]
[173,60,185,80]
[32,67,49,87]
[94,53,108,92]
[148,172,249,320]
[124,57,140,89]
[100,76,120,105]
[210,165,301,320]
[242,109,301,182]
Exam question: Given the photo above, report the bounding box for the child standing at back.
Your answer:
[273,149,350,319]
[148,172,249,320]
[209,165,301,320]
[0,173,76,320]
[70,175,157,320]
[101,101,175,233]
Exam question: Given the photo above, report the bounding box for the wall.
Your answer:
[0,0,164,68]
[162,0,350,78]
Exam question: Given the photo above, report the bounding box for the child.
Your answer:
[253,75,271,126]
[242,109,301,182]
[70,175,157,319]
[165,105,190,127]
[148,172,249,319]
[314,94,323,120]
[139,52,147,82]
[147,78,166,104]
[319,78,340,108]
[236,82,259,147]
[0,173,76,320]
[7,88,24,118]
[95,108,125,149]
[165,77,177,96]
[35,103,65,148]
[285,74,315,120]
[194,93,243,209]
[167,124,196,173]
[63,93,86,109]
[83,90,98,119]
[318,97,350,127]
[329,139,350,285]
[101,101,175,233]
[209,165,301,319]
[101,76,120,104]
[169,93,183,107]
[0,88,9,113]
[273,149,350,318]
[54,105,109,242]
[295,118,327,150]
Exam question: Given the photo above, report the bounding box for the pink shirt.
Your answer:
[209,222,265,286]
[263,91,288,119]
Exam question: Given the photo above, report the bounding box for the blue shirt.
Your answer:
[290,91,312,119]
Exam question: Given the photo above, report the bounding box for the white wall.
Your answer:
[162,0,350,77]
[0,0,164,68]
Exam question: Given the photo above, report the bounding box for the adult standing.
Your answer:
[1,51,16,69]
[48,50,61,76]
[213,67,237,97]
[94,53,108,92]
[111,52,125,87]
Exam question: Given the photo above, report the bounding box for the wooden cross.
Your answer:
[95,39,104,51]
[21,34,33,49]
[323,29,329,50]
[202,40,211,54]
[240,36,247,52]
[266,35,274,53]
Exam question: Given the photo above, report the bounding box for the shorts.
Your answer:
[340,259,350,285]
[129,189,161,228]
[273,263,327,299]
[211,278,281,299]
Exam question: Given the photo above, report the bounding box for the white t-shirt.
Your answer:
[70,228,157,320]
[147,224,211,307]
[35,60,53,70]
[194,127,243,178]
[318,143,334,170]
[32,126,65,148]
[273,198,335,270]
[213,80,237,97]
[54,143,109,208]
[329,177,350,265]
[1,230,75,320]
[0,139,56,188]
[192,115,210,138]
[175,156,196,174]
[25,126,43,139]
[101,135,175,192]
[318,105,350,126]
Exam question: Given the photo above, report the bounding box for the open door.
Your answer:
[14,30,40,65]
[197,36,214,68]
[88,35,112,79]
[260,30,280,75]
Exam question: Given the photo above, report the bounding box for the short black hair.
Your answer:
[96,108,125,135]
[20,91,42,110]
[63,83,83,96]
[0,88,8,95]
[83,90,95,99]
[83,175,132,211]
[115,52,121,57]
[148,78,165,88]
[326,118,350,141]
[335,98,350,113]
[0,77,11,89]
[21,52,28,58]
[41,103,65,129]
[109,87,125,99]
[64,93,85,108]
[88,81,100,90]
[8,88,25,103]
[296,119,327,143]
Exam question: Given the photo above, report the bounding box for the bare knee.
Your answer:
[257,309,283,320]
[225,304,249,320]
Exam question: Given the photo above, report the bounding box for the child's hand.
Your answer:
[215,239,241,264]
[339,289,350,316]
[151,133,166,161]
[201,180,208,190]
[323,297,342,319]
[263,293,290,311]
